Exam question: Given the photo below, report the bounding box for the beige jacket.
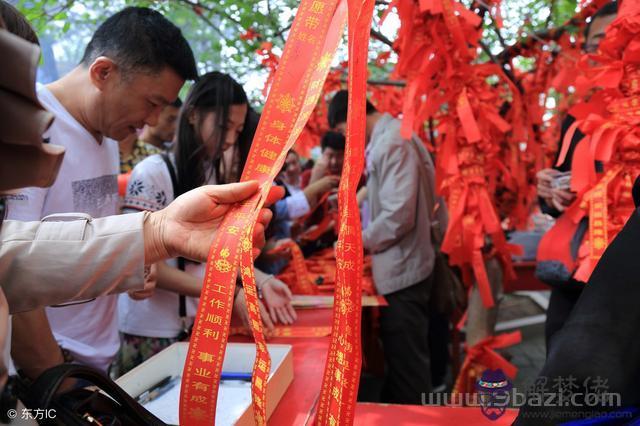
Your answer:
[362,114,437,295]
[0,212,146,313]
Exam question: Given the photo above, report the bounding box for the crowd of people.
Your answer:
[1,0,639,424]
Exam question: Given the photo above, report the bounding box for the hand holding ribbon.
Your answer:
[144,182,284,265]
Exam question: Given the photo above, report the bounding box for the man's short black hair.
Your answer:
[81,7,197,81]
[584,1,618,38]
[170,97,183,108]
[327,90,377,128]
[321,131,345,152]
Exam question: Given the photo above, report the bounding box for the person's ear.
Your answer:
[88,57,118,91]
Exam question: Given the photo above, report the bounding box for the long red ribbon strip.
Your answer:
[180,1,348,424]
[316,1,375,425]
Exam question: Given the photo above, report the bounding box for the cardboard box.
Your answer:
[116,342,293,425]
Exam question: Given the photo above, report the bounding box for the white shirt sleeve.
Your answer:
[123,155,172,212]
[285,190,311,220]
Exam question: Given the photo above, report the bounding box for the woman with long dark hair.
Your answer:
[116,71,294,374]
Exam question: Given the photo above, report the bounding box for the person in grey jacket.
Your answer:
[328,90,438,404]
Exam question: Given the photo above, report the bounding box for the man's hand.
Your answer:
[261,277,297,325]
[127,264,157,300]
[550,188,577,212]
[309,154,330,185]
[304,175,339,209]
[144,181,284,264]
[536,168,559,202]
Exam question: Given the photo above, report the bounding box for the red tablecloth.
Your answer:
[354,403,517,425]
[506,261,548,292]
[232,308,520,425]
[230,309,332,425]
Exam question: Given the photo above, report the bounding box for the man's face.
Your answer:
[584,13,617,54]
[324,146,344,175]
[149,105,180,143]
[93,62,184,141]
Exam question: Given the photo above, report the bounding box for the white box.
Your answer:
[116,342,294,425]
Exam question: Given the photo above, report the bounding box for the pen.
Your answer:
[137,376,180,405]
[220,372,252,381]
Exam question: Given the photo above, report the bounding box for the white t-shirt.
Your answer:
[118,154,203,338]
[6,84,120,371]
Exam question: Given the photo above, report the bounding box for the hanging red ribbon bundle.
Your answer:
[256,41,280,98]
[391,0,522,309]
[540,1,640,283]
[452,331,522,395]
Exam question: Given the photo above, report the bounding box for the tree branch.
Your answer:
[176,2,229,43]
[370,29,393,48]
[340,77,405,87]
[479,40,523,93]
[175,0,244,29]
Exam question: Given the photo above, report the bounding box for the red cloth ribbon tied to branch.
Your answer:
[452,331,522,397]
[540,3,640,283]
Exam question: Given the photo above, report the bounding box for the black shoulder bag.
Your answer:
[17,363,165,425]
[160,153,190,340]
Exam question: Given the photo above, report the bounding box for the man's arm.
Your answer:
[0,212,146,313]
[362,140,420,254]
[1,182,281,312]
[11,308,64,380]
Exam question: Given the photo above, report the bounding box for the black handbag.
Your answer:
[408,137,467,315]
[160,153,190,341]
[17,363,166,425]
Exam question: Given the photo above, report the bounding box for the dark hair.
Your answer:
[327,90,377,128]
[584,1,618,38]
[81,7,197,81]
[321,131,345,152]
[233,106,260,181]
[0,1,39,45]
[173,71,248,196]
[170,97,183,108]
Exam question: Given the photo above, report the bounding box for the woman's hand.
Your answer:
[233,287,275,338]
[261,277,297,325]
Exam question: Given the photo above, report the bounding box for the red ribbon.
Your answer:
[316,1,375,425]
[453,331,522,396]
[179,1,347,424]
